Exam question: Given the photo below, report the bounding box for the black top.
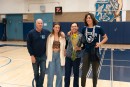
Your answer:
[82,25,105,51]
[27,29,50,57]
[52,40,60,49]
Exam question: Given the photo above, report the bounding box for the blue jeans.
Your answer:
[65,57,81,87]
[32,54,46,87]
[47,52,63,87]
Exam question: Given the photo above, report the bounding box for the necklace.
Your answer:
[85,26,95,43]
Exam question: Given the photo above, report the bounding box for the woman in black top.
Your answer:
[81,13,108,87]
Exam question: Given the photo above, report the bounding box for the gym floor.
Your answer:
[0,41,130,87]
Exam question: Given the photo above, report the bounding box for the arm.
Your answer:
[65,38,68,49]
[27,32,34,56]
[27,32,36,63]
[64,36,68,56]
[115,0,123,16]
[63,37,66,57]
[95,34,108,48]
[61,31,65,38]
[46,35,50,68]
[46,35,50,57]
[67,31,73,36]
[75,34,83,51]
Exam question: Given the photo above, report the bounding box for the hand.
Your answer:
[31,55,36,63]
[74,46,81,51]
[95,42,101,48]
[115,11,120,17]
[67,31,72,36]
[61,32,65,38]
[64,50,66,57]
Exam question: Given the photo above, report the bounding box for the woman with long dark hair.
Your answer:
[81,13,108,87]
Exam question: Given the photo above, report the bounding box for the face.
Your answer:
[86,15,93,26]
[36,19,43,31]
[53,24,60,33]
[71,23,78,33]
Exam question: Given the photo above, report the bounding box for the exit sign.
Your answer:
[55,7,62,15]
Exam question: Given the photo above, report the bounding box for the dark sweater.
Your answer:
[27,29,50,57]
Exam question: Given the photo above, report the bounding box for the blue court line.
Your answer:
[0,44,26,47]
[32,78,35,87]
[0,56,11,68]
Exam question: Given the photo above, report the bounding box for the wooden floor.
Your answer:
[0,41,130,87]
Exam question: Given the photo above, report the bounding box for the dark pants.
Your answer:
[65,57,81,87]
[81,52,99,87]
[32,54,46,87]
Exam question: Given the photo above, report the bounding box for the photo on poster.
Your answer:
[95,0,123,22]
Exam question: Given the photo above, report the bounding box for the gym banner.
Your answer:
[95,0,123,22]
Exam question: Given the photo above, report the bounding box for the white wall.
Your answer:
[0,0,26,14]
[25,0,92,13]
[122,0,127,21]
[127,0,130,10]
[0,0,129,13]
